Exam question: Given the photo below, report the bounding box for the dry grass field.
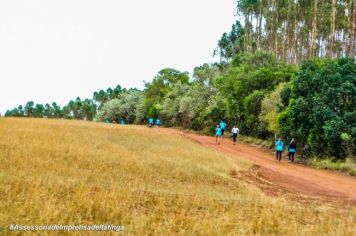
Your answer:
[0,118,355,235]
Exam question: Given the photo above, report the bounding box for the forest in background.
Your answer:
[4,0,356,161]
[215,0,356,63]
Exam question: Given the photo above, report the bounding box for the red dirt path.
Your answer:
[171,129,356,204]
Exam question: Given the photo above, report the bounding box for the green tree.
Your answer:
[52,102,62,118]
[44,103,54,118]
[144,68,190,119]
[215,20,245,60]
[279,58,356,158]
[34,104,45,117]
[161,83,190,126]
[24,101,35,117]
[99,90,144,123]
[81,99,96,121]
[93,89,108,110]
[215,52,295,135]
[260,82,287,134]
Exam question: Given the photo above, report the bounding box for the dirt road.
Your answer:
[175,131,356,204]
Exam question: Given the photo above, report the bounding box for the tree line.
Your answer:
[215,0,356,63]
[5,53,355,159]
[4,85,133,121]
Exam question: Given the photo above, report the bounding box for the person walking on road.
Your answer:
[148,117,154,128]
[231,125,239,145]
[215,125,222,145]
[219,120,227,138]
[288,139,296,163]
[275,137,284,163]
[156,118,161,128]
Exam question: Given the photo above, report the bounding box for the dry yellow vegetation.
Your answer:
[0,118,355,235]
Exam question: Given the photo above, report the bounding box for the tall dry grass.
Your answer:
[0,118,355,235]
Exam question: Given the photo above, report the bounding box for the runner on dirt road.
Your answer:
[288,138,296,163]
[156,118,161,128]
[231,125,239,145]
[148,117,154,128]
[215,125,222,145]
[275,137,284,163]
[219,120,227,138]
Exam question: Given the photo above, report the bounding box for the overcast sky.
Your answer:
[0,0,236,113]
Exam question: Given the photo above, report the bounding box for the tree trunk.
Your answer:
[257,0,263,50]
[309,0,319,59]
[318,36,323,57]
[274,0,279,55]
[285,0,292,62]
[244,14,250,53]
[292,3,299,63]
[269,0,275,52]
[328,0,336,58]
[349,0,356,57]
[250,12,254,52]
[282,20,287,61]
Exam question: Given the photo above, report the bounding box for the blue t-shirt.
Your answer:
[156,119,161,125]
[148,118,154,124]
[220,122,226,129]
[276,140,284,151]
[215,127,222,136]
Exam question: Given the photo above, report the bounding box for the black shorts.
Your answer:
[221,129,225,135]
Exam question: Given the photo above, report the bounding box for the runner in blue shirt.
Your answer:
[219,120,227,137]
[156,118,161,128]
[148,117,154,127]
[215,125,222,144]
[275,137,284,162]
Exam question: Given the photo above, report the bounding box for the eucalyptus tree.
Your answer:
[24,101,35,117]
[232,0,356,63]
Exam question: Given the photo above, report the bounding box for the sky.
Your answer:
[0,0,236,114]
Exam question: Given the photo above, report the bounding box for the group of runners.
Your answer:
[147,118,297,163]
[215,120,297,163]
[148,117,161,128]
[214,120,240,145]
[275,137,297,163]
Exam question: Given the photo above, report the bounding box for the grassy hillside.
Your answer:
[0,118,354,235]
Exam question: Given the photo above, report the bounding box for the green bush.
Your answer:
[279,58,356,159]
[238,135,274,149]
[307,157,356,176]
